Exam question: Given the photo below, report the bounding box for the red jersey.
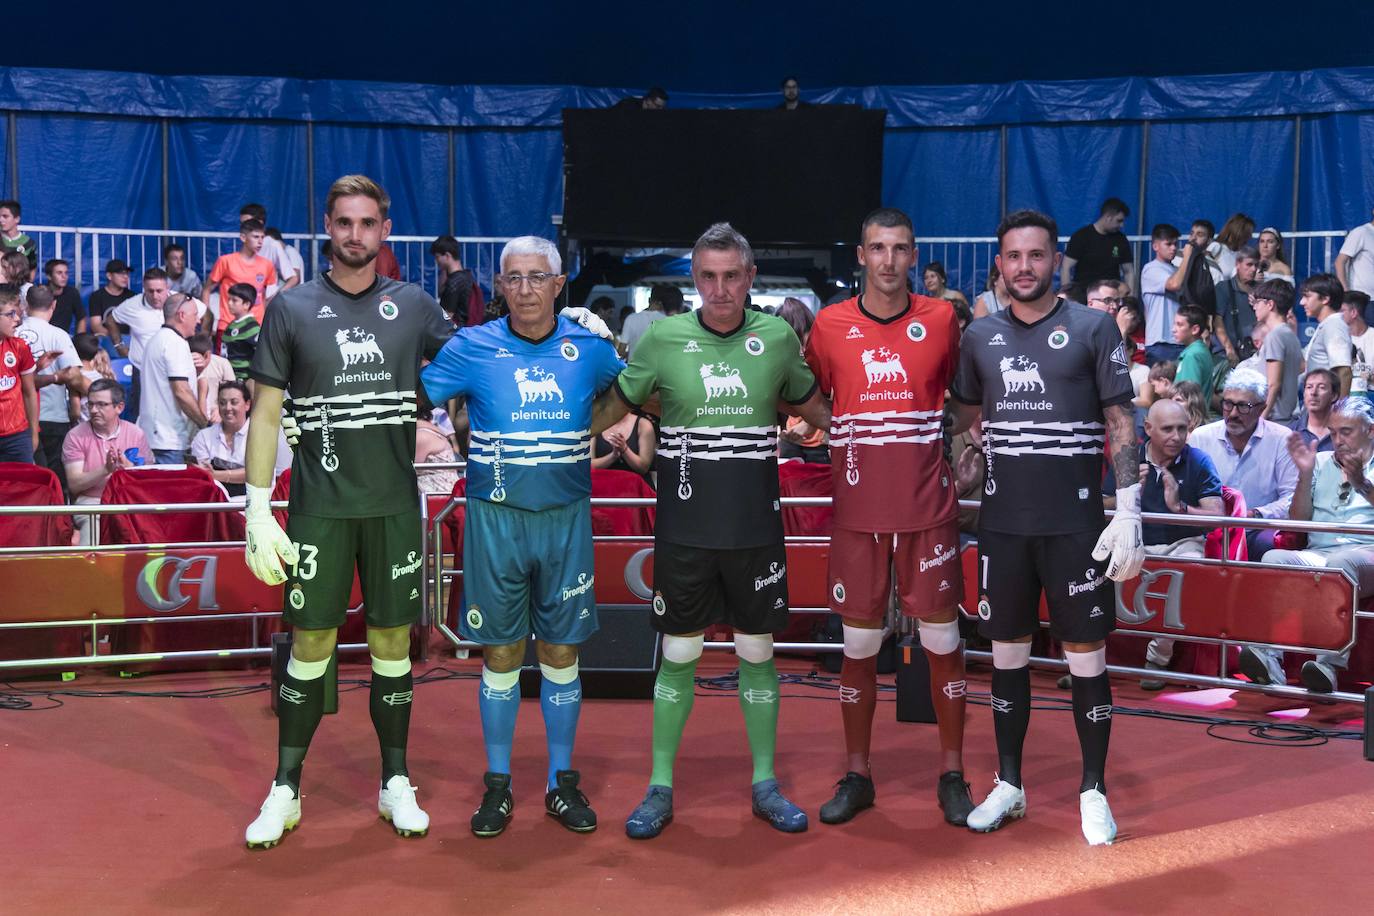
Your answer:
[0,335,36,436]
[805,294,960,532]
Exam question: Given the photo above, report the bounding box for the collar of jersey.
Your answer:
[1005,298,1065,330]
[506,315,561,346]
[695,309,747,339]
[857,294,911,325]
[321,272,381,301]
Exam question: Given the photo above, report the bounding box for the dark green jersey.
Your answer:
[250,274,453,518]
[615,309,816,548]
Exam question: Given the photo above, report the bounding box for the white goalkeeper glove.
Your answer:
[280,408,300,448]
[244,483,297,586]
[560,306,614,341]
[1092,483,1145,582]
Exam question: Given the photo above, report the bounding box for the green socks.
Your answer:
[737,657,780,784]
[648,657,699,787]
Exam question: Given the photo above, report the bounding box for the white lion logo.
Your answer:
[335,327,384,368]
[514,366,564,405]
[999,356,1044,395]
[700,363,748,400]
[860,347,908,386]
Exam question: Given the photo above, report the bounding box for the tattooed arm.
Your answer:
[1105,402,1140,489]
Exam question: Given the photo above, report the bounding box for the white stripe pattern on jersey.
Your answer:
[468,428,592,466]
[294,390,416,430]
[829,408,943,447]
[659,424,776,461]
[984,419,1106,457]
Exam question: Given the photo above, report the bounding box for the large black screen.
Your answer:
[562,106,885,247]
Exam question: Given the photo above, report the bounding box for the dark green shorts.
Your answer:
[282,510,423,631]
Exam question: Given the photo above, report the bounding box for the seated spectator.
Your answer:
[222,283,261,383]
[415,405,460,495]
[44,258,86,335]
[590,295,617,333]
[972,262,1010,318]
[205,219,276,335]
[1114,303,1149,405]
[0,284,43,462]
[1289,368,1338,452]
[1257,228,1294,285]
[1302,272,1351,395]
[431,235,476,327]
[921,261,969,311]
[1171,305,1214,388]
[140,293,208,464]
[1341,290,1374,395]
[1253,278,1303,422]
[1170,380,1211,432]
[623,284,674,358]
[86,259,135,337]
[593,411,658,481]
[61,379,149,544]
[190,332,234,423]
[1214,245,1260,362]
[1139,359,1176,409]
[1057,281,1085,308]
[1189,367,1298,560]
[1141,223,1185,365]
[190,380,288,499]
[1236,322,1270,376]
[1085,278,1125,314]
[162,243,202,299]
[1118,398,1224,688]
[0,199,37,274]
[1242,397,1374,693]
[67,332,115,421]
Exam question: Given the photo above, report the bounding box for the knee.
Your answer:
[292,627,337,663]
[661,633,705,664]
[733,632,773,664]
[366,624,412,661]
[483,639,527,673]
[535,641,579,669]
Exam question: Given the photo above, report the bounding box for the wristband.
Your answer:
[246,483,273,520]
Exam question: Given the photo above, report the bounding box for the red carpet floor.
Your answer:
[4,656,1372,914]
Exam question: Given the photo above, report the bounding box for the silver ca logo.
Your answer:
[136,555,219,612]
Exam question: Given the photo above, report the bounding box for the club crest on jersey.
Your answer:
[998,356,1045,395]
[315,305,337,319]
[700,362,748,400]
[683,339,702,353]
[466,606,484,629]
[515,366,564,406]
[861,347,908,386]
[846,325,864,340]
[906,321,927,342]
[560,340,579,361]
[977,597,992,620]
[3,351,14,368]
[1048,326,1070,349]
[652,592,667,615]
[378,297,398,320]
[988,333,1007,346]
[336,327,384,368]
[832,580,846,604]
[744,334,765,356]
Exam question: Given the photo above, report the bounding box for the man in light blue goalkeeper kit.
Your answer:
[421,236,625,837]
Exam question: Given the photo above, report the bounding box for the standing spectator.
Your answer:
[0,285,41,462]
[431,235,476,327]
[1188,219,1225,285]
[190,332,234,423]
[615,87,669,110]
[205,219,277,334]
[139,293,208,464]
[0,199,36,274]
[107,268,174,422]
[1213,213,1255,281]
[622,284,676,358]
[973,262,1010,318]
[43,259,86,335]
[777,76,811,110]
[1254,278,1303,422]
[264,228,304,290]
[1301,273,1351,396]
[190,380,289,499]
[1290,368,1338,453]
[1141,224,1186,364]
[61,379,149,543]
[1062,198,1134,293]
[86,259,136,336]
[1214,246,1260,362]
[163,243,203,299]
[1341,291,1374,396]
[1335,206,1374,299]
[1257,228,1294,285]
[239,204,299,293]
[375,242,403,281]
[19,285,80,491]
[921,261,969,311]
[1171,306,1214,389]
[222,283,261,382]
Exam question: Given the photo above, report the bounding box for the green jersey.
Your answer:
[250,273,453,518]
[615,309,817,548]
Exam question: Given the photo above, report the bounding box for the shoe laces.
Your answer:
[987,777,1021,804]
[554,783,590,809]
[480,783,510,809]
[1081,789,1110,820]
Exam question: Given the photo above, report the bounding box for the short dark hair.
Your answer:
[0,283,18,307]
[1176,305,1209,333]
[996,209,1058,250]
[217,379,250,402]
[264,226,283,241]
[88,378,125,404]
[1301,273,1344,312]
[1058,282,1083,304]
[73,333,102,362]
[143,267,169,284]
[860,207,914,242]
[240,218,265,235]
[1100,197,1130,218]
[43,258,68,277]
[644,87,668,103]
[1151,223,1180,242]
[923,261,947,282]
[162,242,185,258]
[239,203,267,223]
[25,285,53,311]
[1253,278,1294,316]
[0,199,20,218]
[1343,290,1371,316]
[430,235,460,259]
[780,75,798,87]
[188,332,213,355]
[1192,219,1216,237]
[649,283,684,311]
[227,282,257,304]
[1086,278,1119,299]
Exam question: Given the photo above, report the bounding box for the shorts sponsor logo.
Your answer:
[1069,567,1106,597]
[861,347,908,387]
[652,592,667,615]
[315,305,337,319]
[391,550,422,580]
[495,347,514,358]
[466,606,484,629]
[977,597,992,620]
[754,561,786,592]
[906,321,927,342]
[832,581,846,604]
[744,334,765,356]
[988,333,1007,347]
[336,327,384,369]
[683,340,702,353]
[278,684,305,705]
[919,542,956,573]
[942,679,966,699]
[561,571,595,602]
[381,690,412,706]
[1085,704,1113,722]
[1048,326,1070,349]
[560,340,579,361]
[378,297,398,320]
[288,584,305,610]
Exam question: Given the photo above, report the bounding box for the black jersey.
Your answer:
[951,301,1133,536]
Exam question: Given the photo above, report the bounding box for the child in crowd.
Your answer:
[68,332,115,422]
[191,332,235,423]
[222,282,261,386]
[205,218,276,335]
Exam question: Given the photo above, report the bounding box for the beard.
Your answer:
[332,244,379,269]
[1007,273,1053,303]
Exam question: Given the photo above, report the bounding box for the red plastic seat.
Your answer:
[0,463,81,662]
[777,460,833,536]
[590,468,656,536]
[99,466,244,544]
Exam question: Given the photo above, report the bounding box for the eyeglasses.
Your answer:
[0,309,20,320]
[1220,399,1260,415]
[88,400,117,410]
[1089,296,1125,308]
[499,272,557,289]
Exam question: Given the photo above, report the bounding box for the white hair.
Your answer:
[499,236,561,275]
[1222,366,1268,402]
[1332,396,1374,429]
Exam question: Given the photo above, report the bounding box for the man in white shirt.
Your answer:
[18,285,81,491]
[190,379,290,499]
[1301,273,1352,396]
[1139,223,1190,366]
[265,227,305,290]
[1335,207,1374,299]
[1341,291,1374,395]
[139,293,208,463]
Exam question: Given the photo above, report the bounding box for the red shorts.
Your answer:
[828,523,964,621]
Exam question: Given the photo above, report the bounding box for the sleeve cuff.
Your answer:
[783,379,819,406]
[247,370,288,390]
[613,379,642,410]
[1101,393,1134,409]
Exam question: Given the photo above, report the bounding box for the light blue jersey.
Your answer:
[422,316,624,511]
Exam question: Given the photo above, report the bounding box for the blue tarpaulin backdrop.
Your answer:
[3,66,1374,238]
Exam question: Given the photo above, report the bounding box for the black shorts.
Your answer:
[651,539,790,636]
[974,528,1114,643]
